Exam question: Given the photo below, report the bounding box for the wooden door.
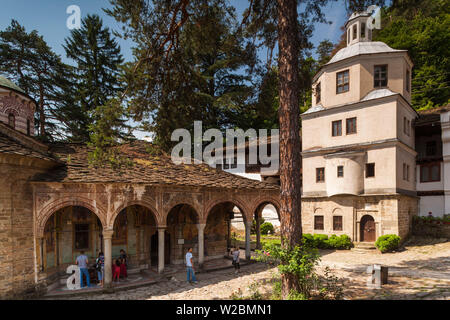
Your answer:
[360,215,375,242]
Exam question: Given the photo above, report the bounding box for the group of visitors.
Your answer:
[112,249,128,282]
[76,246,239,289]
[75,249,128,288]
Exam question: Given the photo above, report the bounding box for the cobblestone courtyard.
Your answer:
[45,237,450,300]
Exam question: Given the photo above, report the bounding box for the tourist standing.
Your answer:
[76,251,90,288]
[232,247,240,274]
[185,247,198,284]
[119,249,128,279]
[96,252,105,287]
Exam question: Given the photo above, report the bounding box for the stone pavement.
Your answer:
[39,238,450,300]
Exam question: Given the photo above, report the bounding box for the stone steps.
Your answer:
[58,266,142,285]
[351,242,377,253]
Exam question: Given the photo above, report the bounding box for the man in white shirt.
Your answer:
[185,247,198,284]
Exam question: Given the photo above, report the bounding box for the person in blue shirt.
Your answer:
[76,251,90,288]
[185,247,198,284]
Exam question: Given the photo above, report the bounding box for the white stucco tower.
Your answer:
[300,11,418,243]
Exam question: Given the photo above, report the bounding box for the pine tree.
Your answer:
[0,20,73,140]
[107,0,257,151]
[63,14,125,142]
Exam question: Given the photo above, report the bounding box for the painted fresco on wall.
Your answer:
[44,216,55,253]
[205,210,227,241]
[113,210,127,245]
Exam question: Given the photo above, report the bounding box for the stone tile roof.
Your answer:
[0,122,58,162]
[32,141,279,190]
[0,131,56,161]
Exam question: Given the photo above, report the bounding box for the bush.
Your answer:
[325,235,353,250]
[375,234,401,253]
[313,234,329,249]
[260,222,275,235]
[251,217,265,234]
[255,242,344,300]
[301,234,352,250]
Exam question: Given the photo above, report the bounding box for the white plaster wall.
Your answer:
[419,196,445,217]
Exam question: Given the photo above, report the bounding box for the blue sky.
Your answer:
[0,0,352,139]
[0,0,349,63]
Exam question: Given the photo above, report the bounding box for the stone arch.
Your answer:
[110,199,161,228]
[252,196,281,220]
[162,200,203,225]
[37,197,107,238]
[314,207,323,214]
[204,197,250,223]
[164,203,201,226]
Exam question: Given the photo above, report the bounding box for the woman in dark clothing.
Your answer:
[119,249,128,278]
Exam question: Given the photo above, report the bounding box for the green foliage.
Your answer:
[375,234,401,253]
[0,19,73,140]
[255,242,344,300]
[316,39,334,66]
[302,234,353,250]
[374,1,450,109]
[413,215,450,223]
[256,242,320,299]
[63,14,125,143]
[260,222,274,235]
[107,0,258,151]
[87,98,133,169]
[251,217,265,234]
[326,234,353,250]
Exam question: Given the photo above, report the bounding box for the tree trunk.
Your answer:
[277,0,303,299]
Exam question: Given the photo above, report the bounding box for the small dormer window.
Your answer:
[374,65,388,87]
[8,113,15,129]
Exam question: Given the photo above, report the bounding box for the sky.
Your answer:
[0,0,352,139]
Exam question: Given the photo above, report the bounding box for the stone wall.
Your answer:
[301,194,417,242]
[0,157,53,298]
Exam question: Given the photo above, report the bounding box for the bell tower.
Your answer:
[345,12,373,46]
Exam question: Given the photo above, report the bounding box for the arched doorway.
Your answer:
[166,204,199,265]
[360,215,376,242]
[207,201,247,258]
[41,206,103,284]
[253,202,280,249]
[112,205,157,269]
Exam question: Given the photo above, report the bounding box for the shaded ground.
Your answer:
[41,237,450,300]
